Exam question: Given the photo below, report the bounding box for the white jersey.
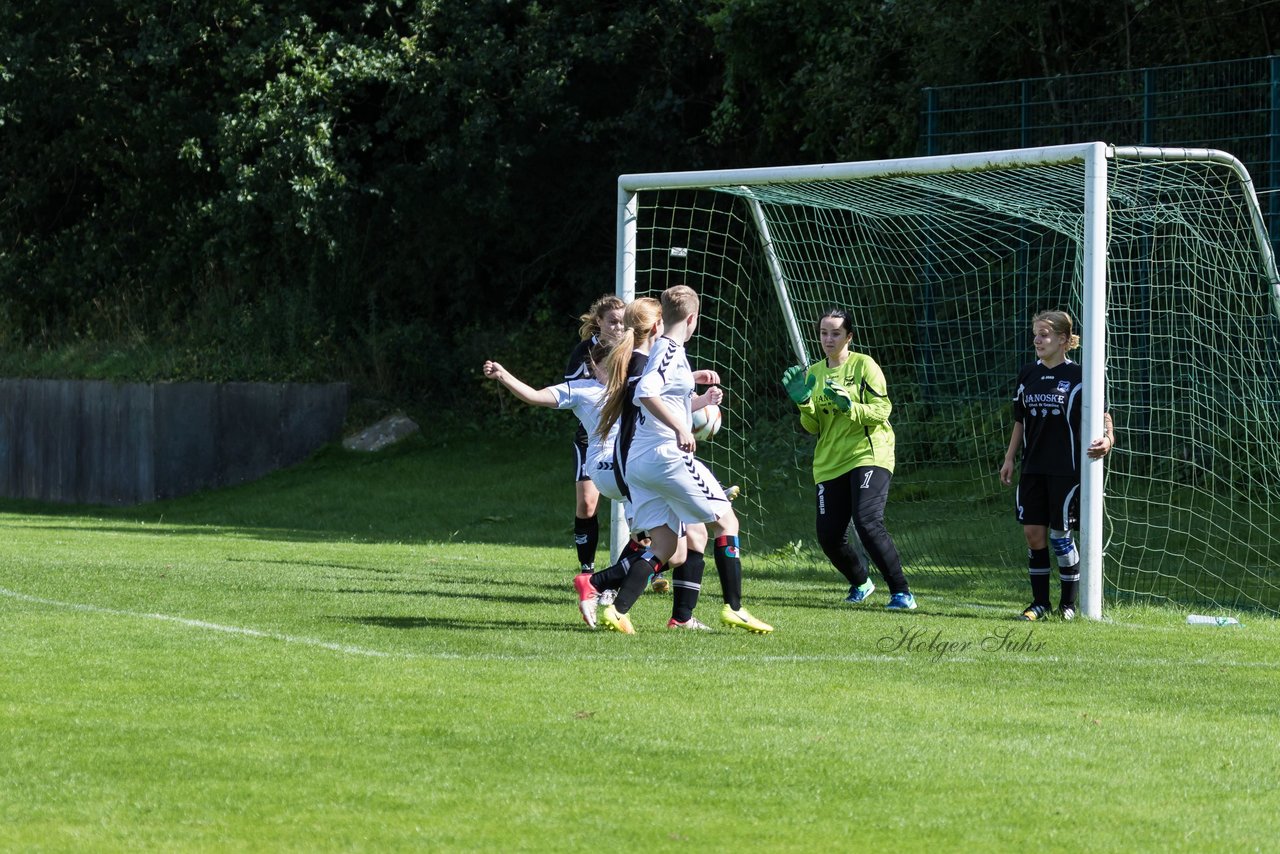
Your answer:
[549,379,616,470]
[628,335,694,461]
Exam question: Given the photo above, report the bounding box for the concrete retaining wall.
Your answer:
[0,379,348,505]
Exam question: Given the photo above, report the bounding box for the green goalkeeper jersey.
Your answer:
[797,353,896,482]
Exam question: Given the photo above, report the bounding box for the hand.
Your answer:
[822,378,852,412]
[675,426,697,455]
[692,369,721,385]
[999,458,1014,486]
[482,360,505,380]
[705,386,724,406]
[781,365,816,404]
[1086,435,1113,460]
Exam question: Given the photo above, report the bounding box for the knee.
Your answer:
[1048,528,1078,565]
[853,511,886,539]
[685,523,708,554]
[712,507,739,539]
[670,538,689,567]
[815,517,846,552]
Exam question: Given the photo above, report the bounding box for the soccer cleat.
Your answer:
[845,579,875,604]
[720,603,773,634]
[1058,605,1076,621]
[601,604,636,635]
[573,573,599,629]
[886,592,917,611]
[597,588,617,607]
[1020,603,1051,621]
[725,484,741,501]
[667,616,713,631]
[650,572,671,594]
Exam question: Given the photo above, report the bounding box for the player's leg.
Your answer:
[849,466,915,610]
[705,505,742,610]
[574,532,648,629]
[574,480,600,571]
[600,523,676,633]
[590,463,682,632]
[1016,474,1053,620]
[585,468,642,594]
[706,506,771,634]
[660,456,772,635]
[572,430,599,573]
[649,451,739,610]
[572,473,641,628]
[604,451,685,612]
[1049,478,1082,620]
[1020,524,1052,620]
[669,523,710,629]
[815,471,872,601]
[645,530,675,591]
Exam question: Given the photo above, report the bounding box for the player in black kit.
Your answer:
[1000,310,1115,621]
[564,295,626,574]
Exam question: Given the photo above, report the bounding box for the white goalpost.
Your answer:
[613,142,1280,620]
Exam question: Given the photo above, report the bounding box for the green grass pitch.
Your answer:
[1,434,1277,851]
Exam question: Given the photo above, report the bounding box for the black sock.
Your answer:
[613,552,656,614]
[714,535,743,611]
[1028,547,1051,607]
[619,538,645,562]
[590,557,627,592]
[574,515,598,568]
[671,550,705,623]
[587,539,649,591]
[1059,562,1080,610]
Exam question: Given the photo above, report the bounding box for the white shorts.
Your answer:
[588,458,626,504]
[625,445,730,534]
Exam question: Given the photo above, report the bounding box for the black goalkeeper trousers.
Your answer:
[815,465,909,594]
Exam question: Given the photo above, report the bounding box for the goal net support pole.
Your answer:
[1080,144,1108,619]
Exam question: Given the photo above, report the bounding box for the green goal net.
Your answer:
[616,143,1280,616]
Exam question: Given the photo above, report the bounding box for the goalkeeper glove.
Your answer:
[781,365,817,405]
[822,378,853,412]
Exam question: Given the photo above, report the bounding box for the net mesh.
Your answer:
[627,151,1280,613]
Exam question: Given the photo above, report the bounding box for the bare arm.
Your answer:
[1000,421,1023,486]
[1086,411,1115,460]
[482,361,557,408]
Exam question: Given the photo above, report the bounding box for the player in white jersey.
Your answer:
[483,346,623,505]
[575,296,724,631]
[600,285,773,635]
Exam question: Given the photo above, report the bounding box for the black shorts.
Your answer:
[1015,473,1079,530]
[572,425,589,482]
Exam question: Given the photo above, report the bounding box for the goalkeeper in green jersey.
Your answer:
[781,309,916,610]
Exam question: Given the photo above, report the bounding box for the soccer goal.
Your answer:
[613,142,1280,620]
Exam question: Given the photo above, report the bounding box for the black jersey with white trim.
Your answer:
[565,335,600,445]
[1012,358,1083,476]
[611,349,650,496]
[564,335,599,381]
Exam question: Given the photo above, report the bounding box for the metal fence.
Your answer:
[921,55,1280,246]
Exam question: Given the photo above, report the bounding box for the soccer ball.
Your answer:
[691,403,722,441]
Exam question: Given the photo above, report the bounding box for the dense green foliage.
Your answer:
[1,1,1274,404]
